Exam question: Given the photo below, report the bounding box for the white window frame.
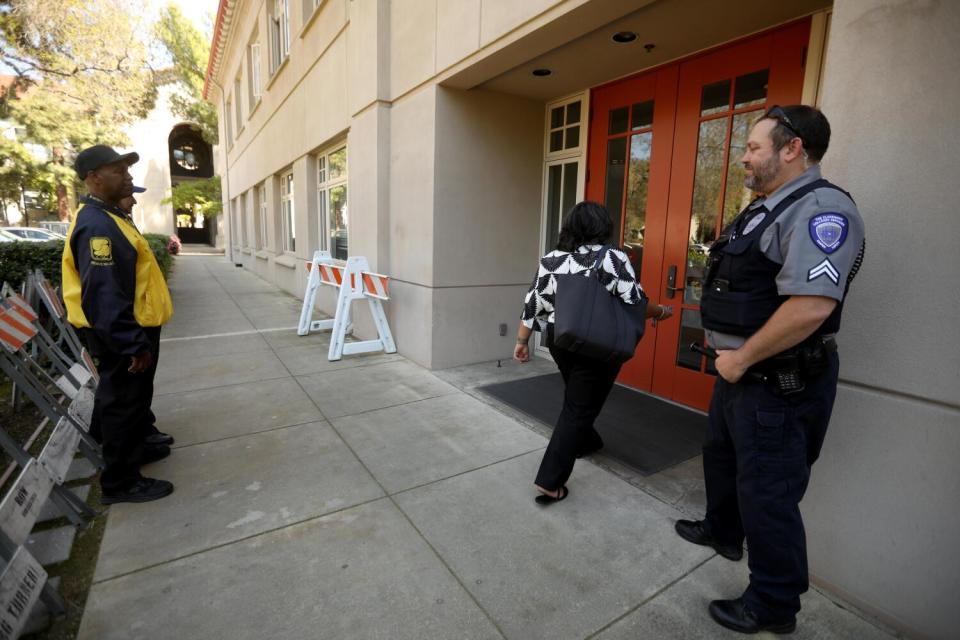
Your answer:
[270,0,290,74]
[544,94,586,161]
[536,93,588,355]
[315,144,347,260]
[280,171,295,254]
[233,76,243,132]
[248,41,262,107]
[240,192,249,247]
[225,95,234,147]
[257,183,268,250]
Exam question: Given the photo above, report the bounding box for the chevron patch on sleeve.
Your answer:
[807,258,840,285]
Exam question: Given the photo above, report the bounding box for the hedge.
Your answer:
[0,236,175,289]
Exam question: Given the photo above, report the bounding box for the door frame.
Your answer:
[583,18,812,409]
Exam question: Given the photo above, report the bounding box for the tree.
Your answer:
[0,0,158,220]
[162,176,222,220]
[155,4,218,145]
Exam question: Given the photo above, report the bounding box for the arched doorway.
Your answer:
[168,123,214,244]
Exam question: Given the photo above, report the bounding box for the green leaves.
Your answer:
[161,176,222,219]
[155,3,218,145]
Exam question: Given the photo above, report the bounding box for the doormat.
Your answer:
[478,373,707,477]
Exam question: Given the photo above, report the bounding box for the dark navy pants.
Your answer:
[82,327,161,492]
[702,350,839,621]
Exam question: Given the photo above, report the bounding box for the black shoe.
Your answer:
[144,431,175,446]
[708,598,796,634]
[139,445,171,466]
[675,519,743,561]
[534,486,568,506]
[101,478,174,505]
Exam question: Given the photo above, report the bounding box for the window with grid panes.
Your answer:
[248,41,262,107]
[546,99,583,155]
[257,183,268,249]
[234,77,243,130]
[280,172,295,252]
[270,0,290,74]
[316,146,347,260]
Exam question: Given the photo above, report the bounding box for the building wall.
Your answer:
[432,87,543,368]
[210,2,958,635]
[124,85,179,237]
[807,1,960,637]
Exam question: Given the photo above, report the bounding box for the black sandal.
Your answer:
[535,486,569,505]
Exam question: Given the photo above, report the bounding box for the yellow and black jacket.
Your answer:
[62,195,173,356]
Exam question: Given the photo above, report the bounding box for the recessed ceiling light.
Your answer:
[612,31,638,44]
[532,68,552,77]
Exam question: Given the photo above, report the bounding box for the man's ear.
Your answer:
[782,137,806,162]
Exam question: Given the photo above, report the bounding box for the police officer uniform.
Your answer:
[695,164,865,625]
[62,155,174,501]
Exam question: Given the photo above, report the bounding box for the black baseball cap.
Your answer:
[132,185,146,193]
[74,145,140,179]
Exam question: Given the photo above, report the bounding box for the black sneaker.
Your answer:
[144,431,175,446]
[139,445,171,466]
[675,519,743,561]
[101,478,174,504]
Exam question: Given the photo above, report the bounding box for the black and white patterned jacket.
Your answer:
[521,244,644,331]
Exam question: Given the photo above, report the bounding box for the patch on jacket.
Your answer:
[90,237,113,264]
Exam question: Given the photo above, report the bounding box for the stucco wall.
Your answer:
[124,85,179,236]
[808,1,960,637]
[432,87,544,368]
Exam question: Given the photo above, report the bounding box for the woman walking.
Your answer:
[513,201,672,504]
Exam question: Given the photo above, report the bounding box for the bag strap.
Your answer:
[590,244,613,278]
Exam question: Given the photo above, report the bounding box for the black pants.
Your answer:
[88,330,160,444]
[535,338,622,491]
[82,327,162,492]
[702,350,839,621]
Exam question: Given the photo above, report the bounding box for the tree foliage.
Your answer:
[155,4,218,145]
[0,0,158,220]
[162,176,222,219]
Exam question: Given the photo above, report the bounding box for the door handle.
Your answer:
[665,265,682,298]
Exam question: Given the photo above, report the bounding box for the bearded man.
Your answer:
[674,106,865,634]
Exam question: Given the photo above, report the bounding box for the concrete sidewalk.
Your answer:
[78,256,897,639]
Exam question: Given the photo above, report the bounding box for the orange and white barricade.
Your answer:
[298,251,345,336]
[298,252,397,361]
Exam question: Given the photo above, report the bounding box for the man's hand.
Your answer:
[715,349,749,383]
[513,342,530,363]
[128,350,153,374]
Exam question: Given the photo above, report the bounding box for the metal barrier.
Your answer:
[0,282,102,638]
[298,251,397,361]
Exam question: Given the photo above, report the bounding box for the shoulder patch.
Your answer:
[808,212,848,254]
[90,237,113,263]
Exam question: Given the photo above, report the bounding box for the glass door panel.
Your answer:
[652,18,810,410]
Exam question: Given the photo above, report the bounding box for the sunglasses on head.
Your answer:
[764,105,805,145]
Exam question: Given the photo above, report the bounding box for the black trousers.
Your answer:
[702,350,839,621]
[535,337,622,491]
[88,329,160,444]
[82,327,162,492]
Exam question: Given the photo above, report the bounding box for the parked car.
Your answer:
[0,229,18,242]
[0,227,65,242]
[38,221,70,236]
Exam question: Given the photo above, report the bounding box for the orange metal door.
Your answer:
[586,19,810,410]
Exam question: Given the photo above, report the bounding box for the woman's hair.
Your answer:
[556,201,613,252]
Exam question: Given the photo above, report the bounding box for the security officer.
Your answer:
[674,106,865,634]
[62,145,175,504]
[116,187,175,449]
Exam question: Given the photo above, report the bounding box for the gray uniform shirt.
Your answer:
[705,165,865,350]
